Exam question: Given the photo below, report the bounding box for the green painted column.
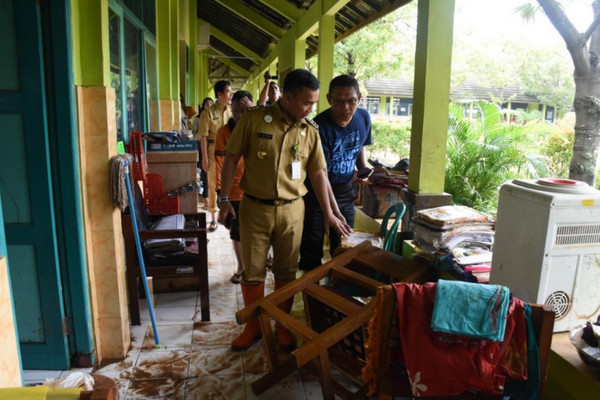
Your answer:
[278,32,305,82]
[188,0,197,105]
[71,0,109,86]
[156,0,171,100]
[170,0,179,101]
[317,14,334,112]
[408,0,455,194]
[198,50,209,100]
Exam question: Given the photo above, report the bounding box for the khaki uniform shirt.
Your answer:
[198,102,232,140]
[226,102,326,200]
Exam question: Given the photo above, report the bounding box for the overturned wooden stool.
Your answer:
[235,241,435,400]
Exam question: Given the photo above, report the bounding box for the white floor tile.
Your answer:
[155,291,198,308]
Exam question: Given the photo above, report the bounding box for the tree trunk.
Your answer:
[538,0,600,185]
[571,75,600,183]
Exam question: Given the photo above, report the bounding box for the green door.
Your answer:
[0,0,69,369]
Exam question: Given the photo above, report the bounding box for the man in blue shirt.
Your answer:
[299,75,373,271]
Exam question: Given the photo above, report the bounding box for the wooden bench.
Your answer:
[121,184,209,325]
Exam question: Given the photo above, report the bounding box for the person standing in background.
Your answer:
[257,71,281,107]
[198,81,232,231]
[192,97,214,202]
[214,90,254,284]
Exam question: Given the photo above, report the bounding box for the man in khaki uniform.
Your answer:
[199,80,232,231]
[218,69,352,351]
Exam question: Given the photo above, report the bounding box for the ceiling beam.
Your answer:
[204,50,251,77]
[215,0,286,39]
[307,0,413,58]
[258,0,303,22]
[210,26,262,62]
[296,0,350,40]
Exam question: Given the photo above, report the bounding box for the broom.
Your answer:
[110,154,161,348]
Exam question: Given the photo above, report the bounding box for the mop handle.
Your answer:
[123,160,161,347]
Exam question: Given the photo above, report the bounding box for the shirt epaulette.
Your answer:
[246,106,262,112]
[305,117,319,130]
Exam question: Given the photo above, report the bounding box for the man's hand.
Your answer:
[356,166,373,180]
[324,213,353,238]
[218,201,236,225]
[263,71,271,84]
[239,96,254,110]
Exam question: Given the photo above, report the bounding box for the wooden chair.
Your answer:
[121,184,209,325]
[369,285,556,400]
[235,241,436,400]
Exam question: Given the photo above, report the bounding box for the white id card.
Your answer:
[291,160,301,180]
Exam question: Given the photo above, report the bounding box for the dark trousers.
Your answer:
[197,143,208,198]
[299,181,356,271]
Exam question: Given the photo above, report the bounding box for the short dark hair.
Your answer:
[329,75,359,94]
[282,69,319,95]
[201,97,213,109]
[214,80,230,98]
[232,90,253,103]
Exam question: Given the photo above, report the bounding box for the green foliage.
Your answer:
[369,121,411,160]
[539,129,573,177]
[333,3,417,82]
[445,102,549,215]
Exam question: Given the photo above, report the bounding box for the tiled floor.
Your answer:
[25,212,329,399]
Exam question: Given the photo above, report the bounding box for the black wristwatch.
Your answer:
[218,196,230,203]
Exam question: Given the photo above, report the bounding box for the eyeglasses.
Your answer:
[331,97,359,106]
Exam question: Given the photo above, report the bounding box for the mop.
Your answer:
[110,154,161,348]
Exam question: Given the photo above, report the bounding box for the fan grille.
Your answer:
[555,224,600,246]
[544,291,571,320]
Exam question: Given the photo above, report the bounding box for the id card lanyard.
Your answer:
[291,142,301,180]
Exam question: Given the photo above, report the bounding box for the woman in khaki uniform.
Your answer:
[218,69,352,351]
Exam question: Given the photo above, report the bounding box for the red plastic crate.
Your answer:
[144,173,180,215]
[128,131,147,181]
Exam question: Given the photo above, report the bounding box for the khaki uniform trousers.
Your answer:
[239,196,305,283]
[207,142,218,213]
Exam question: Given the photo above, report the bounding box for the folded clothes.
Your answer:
[143,214,185,252]
[431,279,510,341]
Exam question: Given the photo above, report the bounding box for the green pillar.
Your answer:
[156,0,171,100]
[170,0,179,101]
[199,51,210,99]
[409,0,455,194]
[317,14,334,112]
[188,0,197,105]
[71,0,109,86]
[278,31,305,82]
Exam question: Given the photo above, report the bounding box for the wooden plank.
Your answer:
[250,359,297,395]
[352,246,430,281]
[235,241,372,324]
[258,312,279,372]
[318,350,335,400]
[330,265,383,292]
[292,301,375,367]
[260,302,319,341]
[304,284,363,316]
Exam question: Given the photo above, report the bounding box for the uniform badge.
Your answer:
[257,151,267,159]
[264,115,273,123]
[300,130,306,136]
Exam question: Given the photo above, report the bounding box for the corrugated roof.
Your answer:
[197,0,413,83]
[365,79,541,103]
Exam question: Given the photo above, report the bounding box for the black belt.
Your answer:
[207,139,215,144]
[244,193,297,206]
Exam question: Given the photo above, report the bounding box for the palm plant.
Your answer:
[445,101,549,215]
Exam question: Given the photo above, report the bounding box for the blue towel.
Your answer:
[431,279,510,341]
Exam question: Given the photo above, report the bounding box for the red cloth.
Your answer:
[393,282,527,397]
